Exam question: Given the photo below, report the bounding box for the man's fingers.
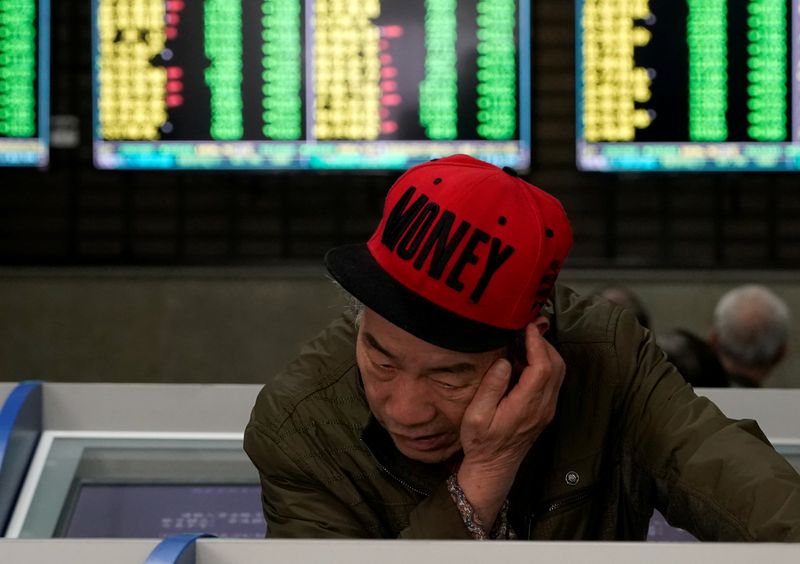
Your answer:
[504,324,565,411]
[462,358,512,428]
[525,322,550,366]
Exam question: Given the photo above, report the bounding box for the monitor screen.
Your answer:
[576,0,800,171]
[59,483,266,538]
[91,0,531,170]
[646,510,697,542]
[0,0,50,167]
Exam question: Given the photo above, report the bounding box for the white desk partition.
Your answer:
[197,539,800,564]
[699,388,800,442]
[0,538,799,564]
[38,383,261,432]
[1,538,158,564]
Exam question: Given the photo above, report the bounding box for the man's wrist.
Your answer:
[455,459,518,525]
[446,473,516,540]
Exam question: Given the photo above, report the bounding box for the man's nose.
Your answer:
[385,375,436,428]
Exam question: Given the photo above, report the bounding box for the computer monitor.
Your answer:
[5,433,262,538]
[0,0,50,167]
[576,0,800,171]
[91,0,531,170]
[57,483,265,538]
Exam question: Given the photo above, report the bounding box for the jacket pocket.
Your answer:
[522,449,609,539]
[537,483,598,518]
[527,484,602,539]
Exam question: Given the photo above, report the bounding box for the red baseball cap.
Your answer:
[325,154,573,352]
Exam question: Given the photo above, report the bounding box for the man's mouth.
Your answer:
[392,432,447,451]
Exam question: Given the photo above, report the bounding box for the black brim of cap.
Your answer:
[325,244,518,353]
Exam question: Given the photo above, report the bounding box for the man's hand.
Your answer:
[455,321,566,530]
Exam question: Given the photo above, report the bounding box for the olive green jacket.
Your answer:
[244,285,800,540]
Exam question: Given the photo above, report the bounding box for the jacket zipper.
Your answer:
[542,488,594,514]
[526,487,595,538]
[364,442,431,496]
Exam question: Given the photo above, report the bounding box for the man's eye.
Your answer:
[432,379,458,390]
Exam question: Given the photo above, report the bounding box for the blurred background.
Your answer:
[1,0,799,386]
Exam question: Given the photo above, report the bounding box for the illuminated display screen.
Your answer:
[647,510,696,542]
[92,0,531,170]
[0,0,49,167]
[60,483,266,538]
[576,0,800,171]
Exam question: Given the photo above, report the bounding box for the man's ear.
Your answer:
[532,315,550,336]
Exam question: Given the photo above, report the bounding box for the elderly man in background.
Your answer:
[710,285,791,388]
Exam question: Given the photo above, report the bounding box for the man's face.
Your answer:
[356,308,505,464]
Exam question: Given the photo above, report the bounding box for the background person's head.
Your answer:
[325,155,573,462]
[710,284,791,387]
[595,285,651,330]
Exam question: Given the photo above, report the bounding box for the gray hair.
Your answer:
[345,293,365,328]
[329,276,365,327]
[713,285,790,368]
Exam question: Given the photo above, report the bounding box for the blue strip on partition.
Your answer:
[0,381,43,535]
[145,533,216,564]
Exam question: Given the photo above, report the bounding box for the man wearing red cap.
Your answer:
[244,155,800,540]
